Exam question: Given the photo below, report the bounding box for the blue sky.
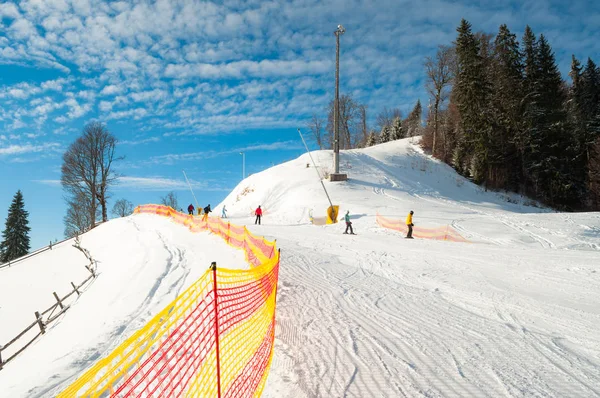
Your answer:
[1,0,599,249]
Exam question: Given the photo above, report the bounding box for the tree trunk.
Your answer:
[433,94,441,156]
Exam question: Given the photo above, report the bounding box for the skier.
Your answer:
[187,203,195,215]
[202,204,211,222]
[254,205,262,225]
[222,205,227,218]
[343,211,355,235]
[406,210,414,239]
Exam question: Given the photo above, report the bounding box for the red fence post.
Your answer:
[211,262,222,398]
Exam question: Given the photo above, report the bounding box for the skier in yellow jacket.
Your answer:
[406,210,414,239]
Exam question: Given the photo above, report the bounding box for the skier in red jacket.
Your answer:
[254,205,263,225]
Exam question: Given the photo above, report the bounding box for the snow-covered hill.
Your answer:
[1,137,599,397]
[220,138,598,251]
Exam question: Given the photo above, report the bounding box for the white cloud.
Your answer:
[148,140,302,165]
[100,85,123,96]
[0,0,596,139]
[65,98,92,119]
[34,179,61,186]
[130,89,168,103]
[0,142,60,156]
[120,137,160,145]
[9,89,28,99]
[106,108,147,120]
[117,176,201,191]
[0,3,20,19]
[99,100,113,112]
[10,18,37,39]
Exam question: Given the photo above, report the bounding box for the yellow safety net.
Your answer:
[58,205,279,397]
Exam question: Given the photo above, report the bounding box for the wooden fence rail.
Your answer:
[0,238,97,370]
[0,221,106,270]
[0,237,73,270]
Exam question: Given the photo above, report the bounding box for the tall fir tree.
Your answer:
[0,190,31,263]
[524,34,583,207]
[454,19,492,183]
[390,116,404,140]
[406,100,423,137]
[489,24,524,190]
[522,26,538,98]
[568,55,585,136]
[366,131,378,147]
[379,124,392,143]
[579,58,600,207]
[581,58,600,124]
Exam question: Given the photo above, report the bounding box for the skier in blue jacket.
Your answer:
[343,211,355,235]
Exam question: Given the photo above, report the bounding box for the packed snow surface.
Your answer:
[1,138,599,397]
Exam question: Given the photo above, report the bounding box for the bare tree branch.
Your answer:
[111,199,134,218]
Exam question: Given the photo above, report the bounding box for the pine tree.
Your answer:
[568,55,585,135]
[523,34,582,207]
[579,58,600,208]
[489,24,524,190]
[379,125,391,143]
[454,19,492,184]
[582,58,600,124]
[390,116,404,140]
[366,131,378,147]
[522,26,538,96]
[0,190,31,263]
[406,100,423,137]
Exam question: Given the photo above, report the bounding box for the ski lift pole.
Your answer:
[182,170,200,211]
[297,128,334,209]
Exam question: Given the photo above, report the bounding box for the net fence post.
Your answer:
[210,262,222,398]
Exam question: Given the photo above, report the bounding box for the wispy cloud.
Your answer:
[121,137,161,145]
[33,179,61,186]
[116,176,228,191]
[0,142,61,156]
[0,0,597,143]
[148,140,303,165]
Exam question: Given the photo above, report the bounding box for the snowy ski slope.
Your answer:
[0,137,599,397]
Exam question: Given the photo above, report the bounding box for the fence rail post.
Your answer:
[71,282,80,296]
[0,346,3,370]
[210,262,222,398]
[35,311,45,334]
[53,292,64,310]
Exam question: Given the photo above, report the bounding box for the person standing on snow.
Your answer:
[255,205,263,225]
[406,210,414,238]
[202,204,211,222]
[187,203,195,215]
[222,205,227,218]
[343,211,355,234]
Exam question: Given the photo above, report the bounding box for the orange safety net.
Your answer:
[376,213,469,243]
[58,205,279,397]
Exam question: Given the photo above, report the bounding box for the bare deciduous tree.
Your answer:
[160,191,179,210]
[307,114,325,149]
[359,105,368,147]
[111,199,134,218]
[327,94,362,149]
[94,124,121,222]
[425,45,455,156]
[64,191,97,238]
[61,122,120,233]
[376,107,402,132]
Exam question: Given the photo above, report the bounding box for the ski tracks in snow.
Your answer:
[266,230,600,398]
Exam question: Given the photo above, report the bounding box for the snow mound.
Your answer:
[0,214,246,397]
